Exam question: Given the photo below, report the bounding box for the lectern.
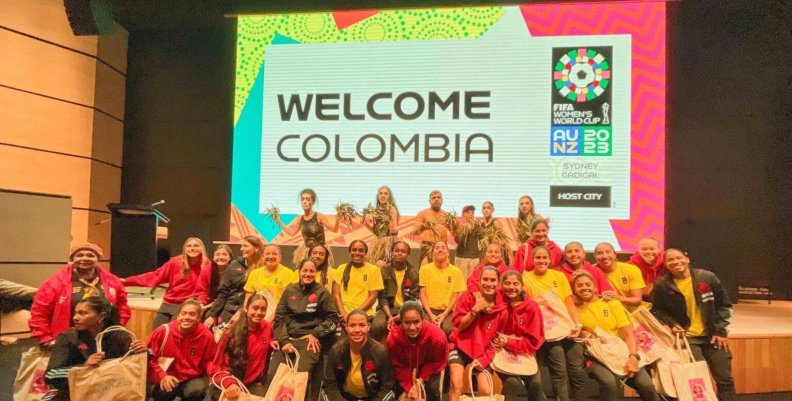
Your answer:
[107,203,169,277]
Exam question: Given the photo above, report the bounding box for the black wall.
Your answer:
[119,1,792,299]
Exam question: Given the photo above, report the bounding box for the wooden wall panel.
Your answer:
[93,60,126,120]
[731,336,792,394]
[87,209,113,259]
[0,86,94,157]
[0,0,98,54]
[0,29,96,105]
[0,263,63,288]
[91,111,124,166]
[88,160,121,210]
[71,209,90,246]
[97,27,129,74]
[0,145,91,207]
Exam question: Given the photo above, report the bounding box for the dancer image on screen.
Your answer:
[241,244,298,322]
[30,243,130,347]
[651,249,736,401]
[556,242,612,295]
[419,241,467,336]
[453,205,483,278]
[448,267,506,401]
[121,237,212,327]
[496,270,547,401]
[270,258,338,401]
[310,244,335,293]
[628,237,666,298]
[204,236,264,328]
[209,294,275,399]
[515,195,546,244]
[512,219,563,273]
[147,299,217,401]
[571,272,660,401]
[362,185,400,267]
[594,242,649,311]
[42,297,145,401]
[523,246,585,401]
[274,188,340,267]
[371,241,419,341]
[413,190,453,264]
[467,243,510,293]
[387,301,448,401]
[480,201,513,264]
[321,309,396,401]
[332,240,384,322]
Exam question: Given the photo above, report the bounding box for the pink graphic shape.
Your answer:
[521,2,666,250]
[332,10,380,30]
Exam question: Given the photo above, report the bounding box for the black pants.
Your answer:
[395,373,443,401]
[586,360,659,401]
[688,336,736,401]
[430,309,454,338]
[500,372,547,401]
[370,309,392,342]
[150,377,207,401]
[209,381,267,400]
[539,339,587,401]
[152,302,181,328]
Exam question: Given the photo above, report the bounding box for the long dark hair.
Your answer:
[309,244,331,286]
[375,185,401,222]
[342,240,368,292]
[77,296,120,330]
[501,270,526,302]
[228,294,268,379]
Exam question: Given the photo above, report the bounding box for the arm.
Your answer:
[311,291,339,338]
[28,280,58,344]
[372,351,397,401]
[412,211,426,235]
[276,216,301,237]
[452,293,476,330]
[506,304,545,354]
[710,273,732,338]
[146,328,168,383]
[192,263,212,305]
[123,261,171,287]
[442,292,460,319]
[332,282,347,319]
[418,336,448,383]
[650,281,680,327]
[618,324,640,375]
[43,334,76,388]
[614,288,644,308]
[115,282,132,326]
[206,267,234,318]
[389,207,399,234]
[358,290,380,313]
[387,336,414,392]
[320,213,341,233]
[419,286,436,321]
[273,294,292,345]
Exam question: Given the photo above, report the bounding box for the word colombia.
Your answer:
[273,91,494,163]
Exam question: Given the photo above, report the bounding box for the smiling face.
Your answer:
[246,298,267,324]
[71,250,99,273]
[481,202,494,218]
[531,222,549,244]
[573,274,596,302]
[213,247,231,266]
[345,313,370,345]
[401,309,423,340]
[664,249,690,278]
[72,302,103,331]
[501,273,523,301]
[533,248,551,275]
[377,187,390,206]
[595,243,616,271]
[299,260,317,285]
[638,238,661,265]
[177,304,201,332]
[484,243,504,266]
[480,269,499,297]
[184,239,202,259]
[262,245,281,269]
[301,192,314,211]
[240,239,256,260]
[564,243,585,268]
[432,241,449,263]
[349,242,367,265]
[519,196,534,215]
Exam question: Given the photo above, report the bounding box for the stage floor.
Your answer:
[730,300,792,338]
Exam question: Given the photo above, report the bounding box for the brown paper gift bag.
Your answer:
[13,346,50,401]
[264,350,309,401]
[211,372,266,401]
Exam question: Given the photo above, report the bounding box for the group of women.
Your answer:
[29,188,685,401]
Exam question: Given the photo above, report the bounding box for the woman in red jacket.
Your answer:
[448,267,507,401]
[147,299,216,401]
[512,219,563,273]
[29,243,130,347]
[209,294,275,399]
[122,237,212,327]
[387,301,448,401]
[496,270,547,401]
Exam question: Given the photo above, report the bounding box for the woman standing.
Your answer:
[30,243,130,347]
[209,294,275,399]
[122,237,212,327]
[496,271,547,401]
[147,300,216,401]
[43,297,145,401]
[480,201,512,263]
[515,195,545,243]
[321,310,396,401]
[363,186,400,266]
[523,246,585,401]
[371,241,419,341]
[204,236,264,328]
[271,258,338,401]
[448,267,506,401]
[512,219,563,273]
[418,241,467,336]
[387,301,448,401]
[332,240,384,322]
[572,272,660,401]
[274,188,340,267]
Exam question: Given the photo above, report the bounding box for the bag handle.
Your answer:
[678,333,696,361]
[210,371,251,394]
[95,325,136,357]
[466,367,494,398]
[284,349,301,374]
[156,323,171,358]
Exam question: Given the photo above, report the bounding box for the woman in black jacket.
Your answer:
[203,235,264,328]
[371,241,419,341]
[270,258,338,401]
[322,309,396,401]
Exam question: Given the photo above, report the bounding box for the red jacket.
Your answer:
[555,261,613,294]
[124,256,211,304]
[210,320,273,387]
[29,265,130,344]
[147,320,216,383]
[512,239,563,273]
[502,298,545,354]
[629,252,667,287]
[387,321,448,392]
[466,262,510,293]
[450,292,507,367]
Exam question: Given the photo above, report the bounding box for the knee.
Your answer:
[450,371,464,393]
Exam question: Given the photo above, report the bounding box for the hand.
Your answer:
[671,325,685,334]
[339,312,348,324]
[203,316,216,328]
[281,343,296,354]
[493,333,509,348]
[129,340,147,354]
[387,315,399,330]
[472,293,491,314]
[39,340,56,351]
[711,335,729,352]
[224,383,241,399]
[568,325,582,339]
[470,359,483,370]
[160,375,179,392]
[601,290,617,301]
[625,355,640,377]
[270,340,280,351]
[84,352,104,367]
[426,312,438,324]
[306,334,321,353]
[434,311,447,325]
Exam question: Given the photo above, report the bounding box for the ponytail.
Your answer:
[342,240,368,292]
